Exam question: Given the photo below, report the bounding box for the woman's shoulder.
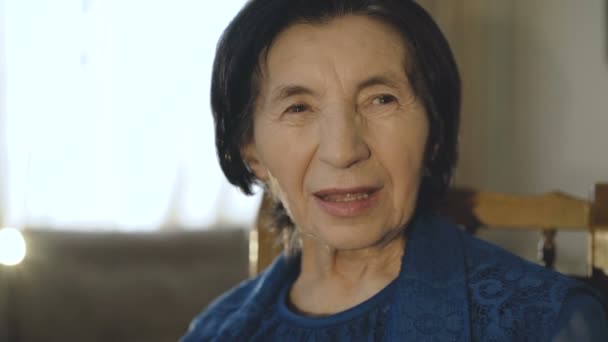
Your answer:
[180,254,294,342]
[400,215,606,340]
[180,277,260,341]
[421,215,580,289]
[450,218,607,339]
[459,223,582,293]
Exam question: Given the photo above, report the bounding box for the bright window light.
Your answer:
[0,227,27,266]
[3,0,261,231]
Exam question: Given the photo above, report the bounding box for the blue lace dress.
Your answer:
[181,215,608,341]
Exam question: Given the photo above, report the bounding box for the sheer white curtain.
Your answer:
[1,0,262,231]
[0,0,7,228]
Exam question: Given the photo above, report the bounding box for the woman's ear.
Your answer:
[241,142,269,181]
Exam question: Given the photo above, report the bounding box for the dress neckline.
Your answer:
[276,245,405,329]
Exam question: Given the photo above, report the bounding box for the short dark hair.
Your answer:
[211,0,461,248]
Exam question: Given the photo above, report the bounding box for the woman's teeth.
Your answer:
[323,192,369,202]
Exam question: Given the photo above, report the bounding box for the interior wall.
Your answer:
[506,0,608,196]
[418,0,608,274]
[420,0,608,195]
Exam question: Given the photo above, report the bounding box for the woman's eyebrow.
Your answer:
[270,74,402,103]
[356,74,401,92]
[270,84,317,103]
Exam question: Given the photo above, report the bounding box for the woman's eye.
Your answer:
[371,95,397,105]
[285,104,309,113]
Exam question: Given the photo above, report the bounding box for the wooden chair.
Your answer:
[250,183,608,295]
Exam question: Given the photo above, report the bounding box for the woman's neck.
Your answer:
[288,234,406,316]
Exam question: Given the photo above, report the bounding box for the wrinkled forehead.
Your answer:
[255,15,413,98]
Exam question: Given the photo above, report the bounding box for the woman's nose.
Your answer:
[318,110,370,169]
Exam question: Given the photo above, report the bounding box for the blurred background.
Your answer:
[418,0,608,277]
[0,0,606,341]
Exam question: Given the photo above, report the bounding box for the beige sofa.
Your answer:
[0,228,250,342]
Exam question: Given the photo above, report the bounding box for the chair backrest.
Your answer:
[253,183,608,278]
[251,193,284,275]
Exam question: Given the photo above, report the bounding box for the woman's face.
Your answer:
[243,15,429,250]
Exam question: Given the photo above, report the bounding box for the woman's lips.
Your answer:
[313,186,381,217]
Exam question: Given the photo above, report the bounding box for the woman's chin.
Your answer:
[303,225,397,252]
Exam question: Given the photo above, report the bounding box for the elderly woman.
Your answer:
[182,0,607,340]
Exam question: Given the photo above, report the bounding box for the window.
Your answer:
[1,0,261,231]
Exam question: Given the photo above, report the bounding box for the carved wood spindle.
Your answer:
[538,229,557,269]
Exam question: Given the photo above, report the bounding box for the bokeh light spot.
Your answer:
[0,227,27,266]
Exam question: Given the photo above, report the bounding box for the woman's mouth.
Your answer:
[313,187,381,217]
[318,191,371,202]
